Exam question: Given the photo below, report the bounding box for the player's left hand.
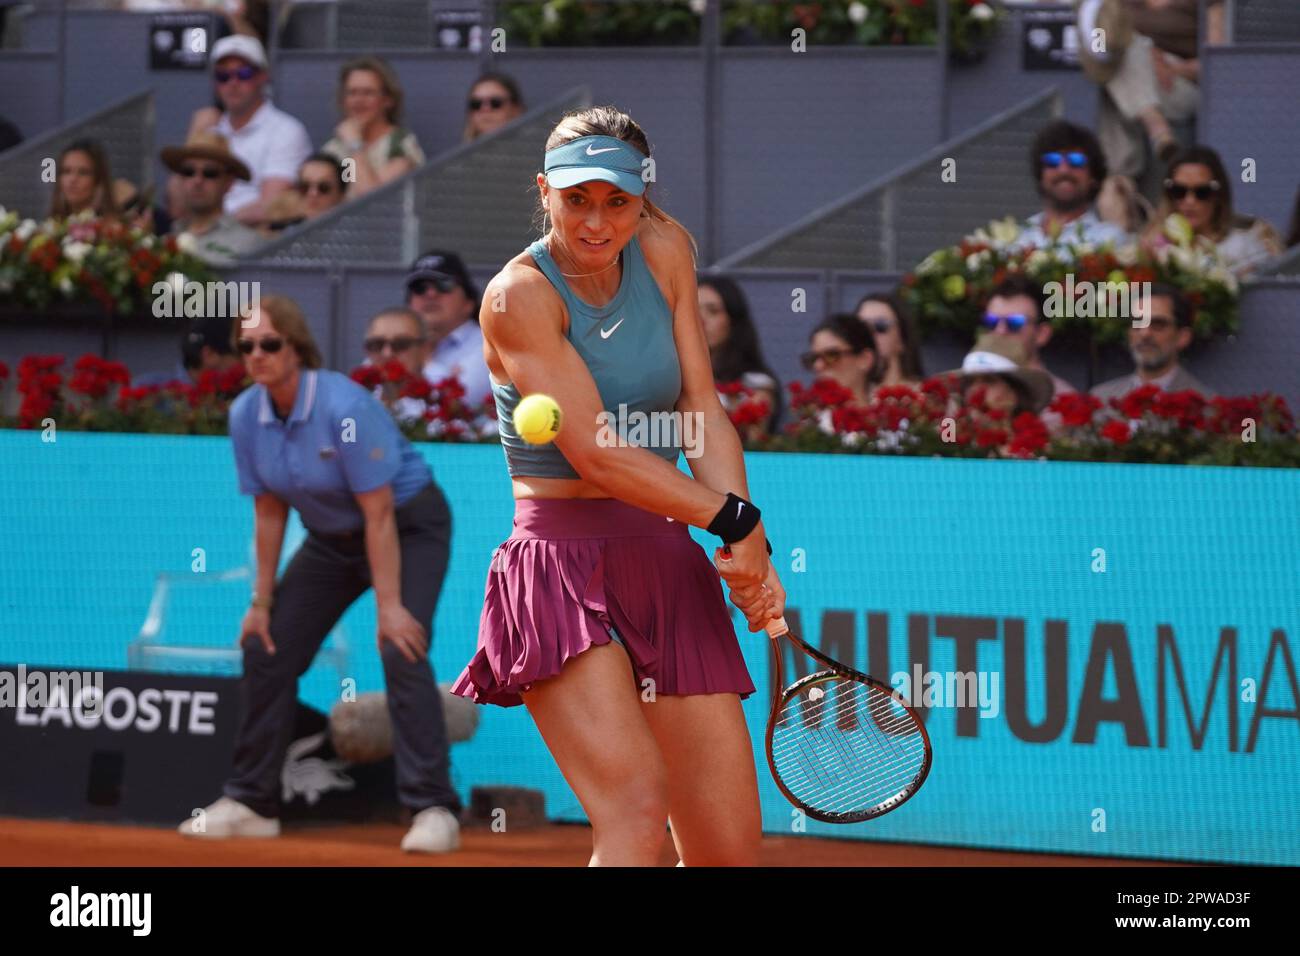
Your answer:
[377,602,428,663]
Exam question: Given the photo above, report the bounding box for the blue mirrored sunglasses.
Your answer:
[981,313,1029,332]
[1041,151,1089,170]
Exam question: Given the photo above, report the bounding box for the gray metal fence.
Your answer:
[1229,0,1300,44]
[249,84,588,267]
[0,90,153,219]
[715,88,1061,271]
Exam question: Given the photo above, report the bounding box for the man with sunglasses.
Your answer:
[1018,121,1129,252]
[160,129,263,266]
[982,274,1077,401]
[404,250,493,409]
[187,35,311,227]
[1090,283,1213,401]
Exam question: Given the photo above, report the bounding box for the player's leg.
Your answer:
[521,641,671,866]
[639,691,762,867]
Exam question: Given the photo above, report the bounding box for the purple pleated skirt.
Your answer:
[449,497,756,708]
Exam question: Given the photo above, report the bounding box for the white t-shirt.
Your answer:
[215,100,313,215]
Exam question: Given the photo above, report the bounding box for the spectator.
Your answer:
[362,307,431,422]
[162,130,263,266]
[982,274,1077,399]
[261,153,350,232]
[462,72,524,142]
[1141,146,1284,276]
[697,275,782,434]
[1017,121,1129,250]
[188,35,311,226]
[1078,0,1226,183]
[49,139,119,222]
[112,179,172,236]
[802,314,877,407]
[321,57,425,199]
[854,291,924,390]
[1090,282,1213,399]
[404,250,492,409]
[947,333,1054,418]
[134,316,245,388]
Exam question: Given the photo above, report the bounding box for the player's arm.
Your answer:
[482,268,743,542]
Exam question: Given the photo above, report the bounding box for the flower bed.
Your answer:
[3,353,1295,466]
[901,216,1240,346]
[0,208,215,318]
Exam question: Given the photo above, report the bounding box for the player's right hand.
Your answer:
[238,607,276,656]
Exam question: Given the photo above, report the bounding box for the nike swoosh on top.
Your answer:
[599,317,625,338]
[585,145,620,155]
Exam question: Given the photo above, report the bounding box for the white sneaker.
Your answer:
[178,796,281,839]
[400,806,460,853]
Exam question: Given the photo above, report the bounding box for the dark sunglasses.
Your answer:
[468,96,507,111]
[364,335,422,354]
[865,319,894,334]
[980,313,1030,332]
[800,348,854,370]
[237,337,284,355]
[180,164,224,180]
[408,276,456,296]
[297,180,337,196]
[1164,180,1220,202]
[215,65,259,84]
[1041,151,1089,170]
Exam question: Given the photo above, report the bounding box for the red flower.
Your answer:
[1050,391,1102,428]
[400,377,434,402]
[1007,412,1049,457]
[1115,384,1161,420]
[381,359,409,384]
[975,426,1008,449]
[349,365,384,390]
[808,378,854,407]
[0,361,7,380]
[1101,419,1131,444]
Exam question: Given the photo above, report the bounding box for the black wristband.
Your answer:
[707,492,761,544]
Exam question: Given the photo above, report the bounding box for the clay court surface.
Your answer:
[0,817,1179,866]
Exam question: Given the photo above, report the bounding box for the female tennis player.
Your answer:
[449,107,786,867]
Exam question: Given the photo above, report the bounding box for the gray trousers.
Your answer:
[224,481,461,818]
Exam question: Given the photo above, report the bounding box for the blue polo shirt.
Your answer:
[229,368,433,534]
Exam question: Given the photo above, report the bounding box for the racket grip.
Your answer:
[764,616,790,638]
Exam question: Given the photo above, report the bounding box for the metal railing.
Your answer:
[715,88,1061,271]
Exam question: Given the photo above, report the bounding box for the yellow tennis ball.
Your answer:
[513,393,562,445]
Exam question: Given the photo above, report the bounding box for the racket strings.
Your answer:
[771,676,927,818]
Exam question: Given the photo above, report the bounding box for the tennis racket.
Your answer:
[720,547,932,823]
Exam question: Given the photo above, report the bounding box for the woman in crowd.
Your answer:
[853,292,924,393]
[803,313,877,407]
[322,56,425,199]
[49,138,119,221]
[948,334,1053,420]
[178,294,461,854]
[462,72,524,142]
[697,275,782,436]
[1142,146,1283,275]
[262,153,350,232]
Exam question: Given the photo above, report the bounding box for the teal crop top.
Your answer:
[493,234,683,478]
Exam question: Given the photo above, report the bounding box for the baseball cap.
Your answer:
[211,35,268,72]
[182,316,237,368]
[405,250,478,303]
[543,135,647,196]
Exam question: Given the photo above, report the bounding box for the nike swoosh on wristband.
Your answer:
[599,317,625,338]
[735,501,744,519]
[585,144,620,155]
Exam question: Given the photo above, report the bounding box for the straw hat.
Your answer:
[160,129,251,182]
[945,333,1055,414]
